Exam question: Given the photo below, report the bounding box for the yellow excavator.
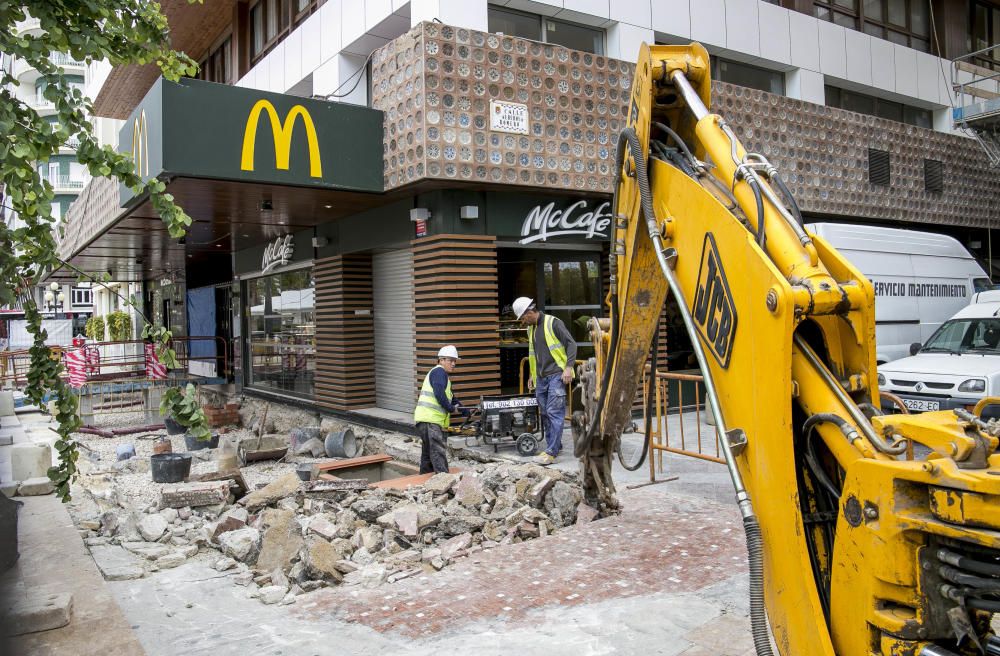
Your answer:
[574,42,1000,656]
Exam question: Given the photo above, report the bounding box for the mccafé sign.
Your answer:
[518,200,612,244]
[118,78,383,206]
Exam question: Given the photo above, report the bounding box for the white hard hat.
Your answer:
[512,297,534,319]
[437,345,459,359]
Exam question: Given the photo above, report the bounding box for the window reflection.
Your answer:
[246,269,315,397]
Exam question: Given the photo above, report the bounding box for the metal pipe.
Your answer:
[920,646,961,656]
[793,334,908,455]
[669,69,709,121]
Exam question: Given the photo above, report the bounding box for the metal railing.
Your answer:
[642,369,724,483]
[76,376,205,424]
[48,175,87,190]
[0,336,229,387]
[49,52,85,67]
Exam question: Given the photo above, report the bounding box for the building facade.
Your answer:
[55,0,1000,424]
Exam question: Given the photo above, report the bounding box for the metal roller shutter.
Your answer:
[373,250,416,413]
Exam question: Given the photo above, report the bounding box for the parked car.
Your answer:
[807,222,993,363]
[877,300,1000,413]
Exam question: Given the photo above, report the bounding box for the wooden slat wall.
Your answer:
[314,253,376,411]
[412,234,500,405]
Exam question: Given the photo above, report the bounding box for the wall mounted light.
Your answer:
[460,205,479,220]
[409,207,431,222]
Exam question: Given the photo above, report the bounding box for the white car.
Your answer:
[878,301,1000,413]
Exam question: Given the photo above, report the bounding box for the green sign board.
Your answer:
[119,77,384,205]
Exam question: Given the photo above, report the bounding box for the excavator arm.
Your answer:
[576,42,1000,656]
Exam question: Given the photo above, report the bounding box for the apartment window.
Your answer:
[488,6,604,54]
[970,1,1000,69]
[71,287,92,307]
[815,0,931,52]
[711,58,785,95]
[249,0,321,62]
[825,85,932,127]
[198,36,232,84]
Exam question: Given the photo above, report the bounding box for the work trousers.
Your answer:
[417,421,449,474]
[535,373,566,456]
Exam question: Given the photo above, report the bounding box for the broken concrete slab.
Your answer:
[256,508,303,573]
[89,545,145,581]
[16,477,55,497]
[217,527,261,564]
[239,472,300,511]
[300,536,345,583]
[423,472,458,494]
[137,514,169,542]
[160,481,230,508]
[4,592,73,635]
[306,514,339,541]
[121,542,172,561]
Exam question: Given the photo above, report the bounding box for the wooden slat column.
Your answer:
[412,235,500,405]
[314,254,376,410]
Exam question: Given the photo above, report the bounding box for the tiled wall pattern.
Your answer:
[372,22,633,194]
[374,22,998,229]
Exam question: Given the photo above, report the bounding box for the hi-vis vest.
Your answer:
[413,365,453,427]
[528,314,570,384]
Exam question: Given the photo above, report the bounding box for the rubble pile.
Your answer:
[74,458,587,604]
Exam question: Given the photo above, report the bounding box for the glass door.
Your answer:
[539,254,602,361]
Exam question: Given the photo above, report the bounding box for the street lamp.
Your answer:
[44,282,63,317]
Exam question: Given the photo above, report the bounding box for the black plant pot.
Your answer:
[184,432,220,451]
[164,417,185,435]
[150,453,192,483]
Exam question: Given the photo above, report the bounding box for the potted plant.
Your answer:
[85,315,105,342]
[106,311,132,341]
[160,383,217,449]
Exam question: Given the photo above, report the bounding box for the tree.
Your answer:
[0,2,201,500]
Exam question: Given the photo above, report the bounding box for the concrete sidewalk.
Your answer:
[0,408,145,656]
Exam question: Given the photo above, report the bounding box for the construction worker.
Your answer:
[513,297,577,465]
[413,345,469,474]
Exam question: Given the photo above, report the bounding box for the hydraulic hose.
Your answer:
[618,327,655,471]
[652,121,698,169]
[616,119,773,656]
[771,172,804,227]
[746,176,766,249]
[938,548,1000,577]
[744,515,774,656]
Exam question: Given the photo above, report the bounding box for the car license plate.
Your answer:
[903,398,940,412]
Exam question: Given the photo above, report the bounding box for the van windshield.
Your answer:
[922,318,1000,355]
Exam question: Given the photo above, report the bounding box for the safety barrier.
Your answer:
[75,376,206,424]
[642,369,724,483]
[0,336,228,388]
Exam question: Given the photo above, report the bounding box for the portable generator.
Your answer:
[477,393,541,456]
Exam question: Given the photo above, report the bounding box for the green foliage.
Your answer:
[84,315,104,341]
[1,2,202,501]
[160,383,211,441]
[106,310,132,341]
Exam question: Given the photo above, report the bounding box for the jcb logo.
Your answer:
[131,109,149,177]
[692,233,738,368]
[240,100,322,178]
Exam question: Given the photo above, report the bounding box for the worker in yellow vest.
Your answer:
[413,345,469,474]
[513,297,577,465]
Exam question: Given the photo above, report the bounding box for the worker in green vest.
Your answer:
[513,297,577,465]
[413,345,469,474]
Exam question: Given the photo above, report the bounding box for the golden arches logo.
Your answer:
[240,100,322,178]
[131,109,149,177]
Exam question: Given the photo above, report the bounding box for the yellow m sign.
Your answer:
[240,100,323,178]
[131,109,149,177]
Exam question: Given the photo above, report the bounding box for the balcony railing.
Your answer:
[46,175,87,191]
[49,52,85,67]
[28,95,54,110]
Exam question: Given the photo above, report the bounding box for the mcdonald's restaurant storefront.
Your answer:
[90,77,669,426]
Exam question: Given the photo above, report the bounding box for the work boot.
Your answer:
[534,452,555,465]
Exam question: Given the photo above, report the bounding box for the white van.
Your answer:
[807,223,993,363]
[877,300,1000,414]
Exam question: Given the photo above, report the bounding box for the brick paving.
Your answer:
[297,487,747,639]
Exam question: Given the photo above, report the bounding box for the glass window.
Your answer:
[863,0,884,21]
[544,19,603,54]
[246,268,315,397]
[818,0,935,52]
[251,2,264,57]
[543,258,601,354]
[826,84,931,128]
[712,58,784,95]
[266,0,279,41]
[887,0,906,27]
[488,7,542,41]
[924,318,1000,354]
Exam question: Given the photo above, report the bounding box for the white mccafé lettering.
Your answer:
[519,200,612,244]
[261,235,294,273]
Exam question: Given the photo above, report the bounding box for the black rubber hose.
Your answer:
[746,177,766,249]
[967,597,1000,612]
[771,172,804,227]
[652,121,697,167]
[938,548,1000,577]
[618,328,654,471]
[744,515,775,656]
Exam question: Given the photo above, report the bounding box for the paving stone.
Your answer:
[89,545,145,581]
[16,477,54,497]
[5,592,73,635]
